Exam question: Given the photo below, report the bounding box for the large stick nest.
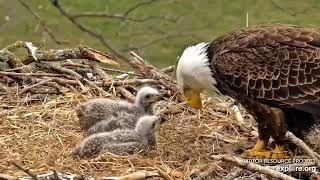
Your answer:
[0,42,319,180]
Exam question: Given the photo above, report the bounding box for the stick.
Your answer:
[118,87,135,103]
[18,79,52,95]
[49,0,127,61]
[2,41,29,52]
[161,65,175,73]
[0,71,65,77]
[157,168,175,180]
[212,155,297,180]
[17,0,67,45]
[97,79,159,87]
[191,167,217,180]
[225,167,243,180]
[9,161,39,180]
[0,50,24,69]
[50,77,79,85]
[84,79,110,97]
[100,171,160,180]
[35,62,83,79]
[286,131,320,168]
[62,61,142,76]
[20,45,119,65]
[88,61,110,79]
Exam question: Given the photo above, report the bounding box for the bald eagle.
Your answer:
[176,24,320,158]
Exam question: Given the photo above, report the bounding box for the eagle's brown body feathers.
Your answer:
[209,24,320,144]
[211,24,320,107]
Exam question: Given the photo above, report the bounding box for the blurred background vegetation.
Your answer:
[0,0,320,67]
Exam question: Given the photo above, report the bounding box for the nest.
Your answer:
[0,42,320,180]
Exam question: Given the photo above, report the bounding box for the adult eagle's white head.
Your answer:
[176,42,218,109]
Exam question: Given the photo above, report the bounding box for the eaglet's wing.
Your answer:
[212,24,320,108]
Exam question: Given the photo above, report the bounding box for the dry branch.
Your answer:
[35,62,83,79]
[72,12,176,23]
[17,0,67,45]
[9,161,39,180]
[157,168,175,180]
[100,171,160,180]
[97,79,159,87]
[0,71,65,77]
[123,0,157,16]
[49,0,127,61]
[118,87,136,103]
[84,79,110,97]
[19,79,53,95]
[87,61,111,80]
[23,46,119,65]
[212,155,297,180]
[62,61,142,77]
[0,50,24,70]
[286,131,320,168]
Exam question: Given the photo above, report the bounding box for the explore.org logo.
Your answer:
[242,159,318,172]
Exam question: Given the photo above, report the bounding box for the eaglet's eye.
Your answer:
[145,95,151,99]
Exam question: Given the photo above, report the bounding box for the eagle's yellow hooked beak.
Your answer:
[183,88,202,109]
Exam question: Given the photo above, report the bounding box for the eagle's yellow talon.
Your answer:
[270,145,290,159]
[242,138,272,158]
[242,149,272,158]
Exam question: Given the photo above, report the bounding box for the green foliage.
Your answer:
[0,0,320,67]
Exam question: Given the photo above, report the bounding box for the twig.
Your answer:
[72,12,176,22]
[0,50,24,69]
[157,168,175,180]
[161,65,175,73]
[212,155,297,180]
[123,0,157,16]
[84,79,110,97]
[225,167,243,180]
[191,166,217,180]
[19,78,53,95]
[0,71,66,77]
[97,79,159,87]
[199,133,239,143]
[22,45,118,65]
[87,61,110,80]
[286,131,320,168]
[2,41,28,52]
[17,0,67,45]
[122,32,193,51]
[35,62,83,79]
[49,77,79,85]
[9,161,39,180]
[270,0,296,16]
[62,61,143,77]
[118,87,135,103]
[49,0,127,61]
[100,171,160,180]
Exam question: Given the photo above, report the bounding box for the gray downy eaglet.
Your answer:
[72,115,160,159]
[76,86,163,132]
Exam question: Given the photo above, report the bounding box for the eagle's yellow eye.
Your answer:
[183,87,202,109]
